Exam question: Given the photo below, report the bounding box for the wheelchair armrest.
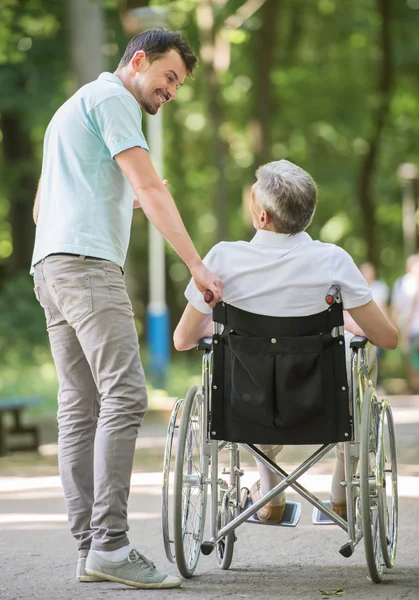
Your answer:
[197,337,212,351]
[349,335,369,350]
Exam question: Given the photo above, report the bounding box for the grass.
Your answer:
[0,346,203,420]
[0,343,413,422]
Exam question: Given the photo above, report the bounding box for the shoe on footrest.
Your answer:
[85,548,181,589]
[331,499,347,521]
[250,480,286,525]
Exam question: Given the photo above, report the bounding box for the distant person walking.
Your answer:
[359,262,389,315]
[359,262,390,385]
[392,255,419,382]
[31,29,222,589]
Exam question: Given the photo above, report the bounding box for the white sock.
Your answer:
[95,544,132,563]
[256,460,285,505]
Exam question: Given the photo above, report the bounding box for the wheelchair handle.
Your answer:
[325,285,341,306]
[204,290,214,304]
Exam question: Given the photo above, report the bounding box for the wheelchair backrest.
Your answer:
[210,300,352,445]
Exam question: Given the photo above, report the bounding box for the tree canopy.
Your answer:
[0,0,419,350]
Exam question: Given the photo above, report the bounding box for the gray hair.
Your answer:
[253,160,318,234]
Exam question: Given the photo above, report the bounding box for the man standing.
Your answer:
[32,30,222,589]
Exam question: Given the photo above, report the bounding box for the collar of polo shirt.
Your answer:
[98,72,124,86]
[250,230,312,248]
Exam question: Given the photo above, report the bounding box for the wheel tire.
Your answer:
[173,386,209,578]
[162,397,184,564]
[360,386,385,583]
[377,400,398,569]
[216,504,235,570]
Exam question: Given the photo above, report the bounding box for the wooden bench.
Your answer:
[0,396,42,456]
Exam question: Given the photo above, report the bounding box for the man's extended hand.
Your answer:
[190,262,223,308]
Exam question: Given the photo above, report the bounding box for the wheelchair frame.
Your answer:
[162,293,398,584]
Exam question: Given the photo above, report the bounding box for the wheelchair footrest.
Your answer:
[244,496,301,527]
[312,500,336,525]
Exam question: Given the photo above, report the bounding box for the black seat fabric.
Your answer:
[210,302,351,445]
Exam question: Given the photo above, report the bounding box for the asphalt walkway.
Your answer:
[0,396,418,600]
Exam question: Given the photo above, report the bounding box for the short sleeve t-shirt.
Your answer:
[185,230,372,316]
[31,72,149,272]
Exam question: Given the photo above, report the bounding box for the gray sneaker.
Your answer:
[85,548,181,589]
[77,557,106,582]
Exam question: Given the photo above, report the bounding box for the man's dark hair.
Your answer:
[119,29,198,74]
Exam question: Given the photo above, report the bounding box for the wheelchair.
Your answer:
[161,286,398,584]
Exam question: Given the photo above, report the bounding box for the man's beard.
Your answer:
[141,99,158,115]
[135,84,158,115]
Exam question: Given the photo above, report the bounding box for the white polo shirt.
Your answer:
[185,230,372,316]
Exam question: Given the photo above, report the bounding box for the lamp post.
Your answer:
[398,163,418,258]
[122,6,170,386]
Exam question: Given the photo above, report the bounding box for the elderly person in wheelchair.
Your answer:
[169,160,399,582]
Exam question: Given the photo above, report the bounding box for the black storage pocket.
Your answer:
[274,337,325,429]
[229,335,275,428]
[228,333,325,430]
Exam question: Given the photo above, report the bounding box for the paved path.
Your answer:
[0,396,418,600]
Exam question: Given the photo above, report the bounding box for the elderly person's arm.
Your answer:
[348,300,398,350]
[174,303,213,351]
[343,310,365,337]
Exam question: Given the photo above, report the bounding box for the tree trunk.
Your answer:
[197,0,229,242]
[67,0,106,89]
[251,0,280,171]
[357,0,392,265]
[0,112,37,275]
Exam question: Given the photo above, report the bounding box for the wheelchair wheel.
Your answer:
[215,491,235,570]
[162,397,184,564]
[173,386,209,578]
[377,400,398,569]
[360,386,385,583]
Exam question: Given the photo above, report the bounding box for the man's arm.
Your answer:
[347,300,399,349]
[33,178,41,224]
[115,147,222,306]
[174,303,212,351]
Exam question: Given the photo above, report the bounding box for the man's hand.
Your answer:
[133,179,168,209]
[190,262,223,308]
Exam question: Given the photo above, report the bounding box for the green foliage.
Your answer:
[0,0,419,395]
[0,274,57,413]
[0,273,48,361]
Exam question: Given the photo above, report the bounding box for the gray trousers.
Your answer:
[33,255,148,551]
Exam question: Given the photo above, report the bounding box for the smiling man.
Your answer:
[31,30,222,590]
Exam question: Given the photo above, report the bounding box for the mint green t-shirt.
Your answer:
[31,72,149,272]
